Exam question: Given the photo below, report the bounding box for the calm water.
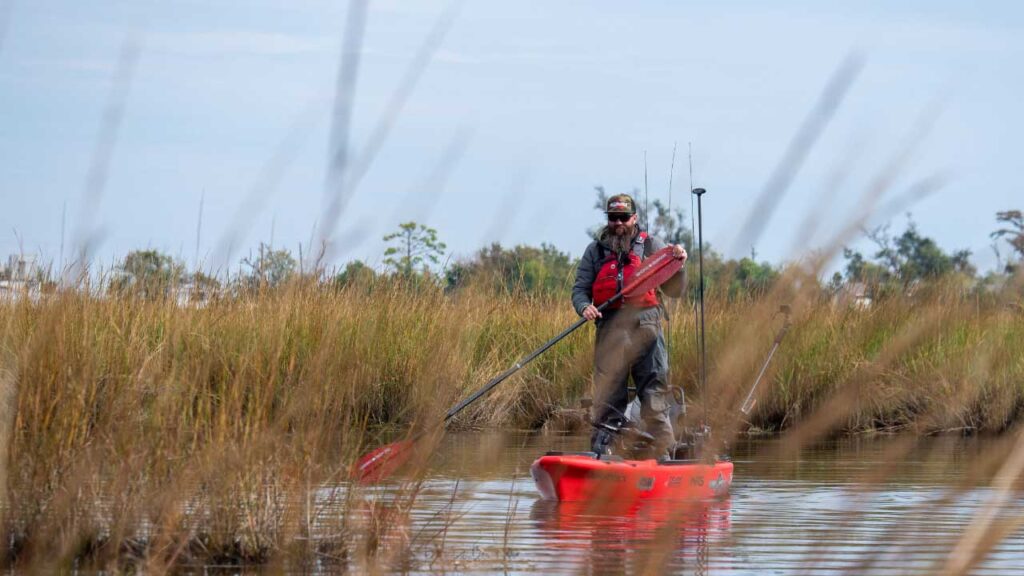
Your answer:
[350,432,1024,575]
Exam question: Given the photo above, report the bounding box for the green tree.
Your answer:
[842,247,891,284]
[111,250,185,299]
[448,243,574,295]
[648,198,693,247]
[950,249,976,276]
[843,215,975,287]
[333,260,376,288]
[726,257,779,298]
[892,222,957,280]
[991,210,1024,272]
[383,222,446,277]
[191,270,221,289]
[241,243,296,288]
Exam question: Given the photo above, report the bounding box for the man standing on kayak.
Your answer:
[572,193,687,458]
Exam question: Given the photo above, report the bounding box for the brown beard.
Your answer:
[606,224,636,255]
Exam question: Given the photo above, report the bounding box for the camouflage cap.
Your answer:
[605,194,636,214]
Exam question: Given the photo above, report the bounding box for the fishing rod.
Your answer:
[644,150,649,231]
[666,143,678,412]
[353,246,686,482]
[668,143,677,230]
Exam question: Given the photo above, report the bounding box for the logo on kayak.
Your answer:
[709,472,726,492]
[637,476,654,491]
[587,471,626,483]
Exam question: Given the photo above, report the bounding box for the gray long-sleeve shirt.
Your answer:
[571,227,687,316]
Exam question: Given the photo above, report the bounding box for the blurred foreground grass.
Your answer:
[0,273,1021,569]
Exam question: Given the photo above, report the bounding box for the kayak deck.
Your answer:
[531,452,733,502]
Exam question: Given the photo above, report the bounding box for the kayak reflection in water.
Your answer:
[572,193,688,458]
[529,496,731,574]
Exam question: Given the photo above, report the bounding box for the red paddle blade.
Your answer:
[352,439,414,483]
[623,246,684,298]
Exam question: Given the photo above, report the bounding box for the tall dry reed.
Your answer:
[0,273,1020,569]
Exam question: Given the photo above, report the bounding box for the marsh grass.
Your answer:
[0,271,1022,570]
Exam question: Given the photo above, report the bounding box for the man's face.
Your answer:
[608,213,637,236]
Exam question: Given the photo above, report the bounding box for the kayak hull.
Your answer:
[531,452,733,502]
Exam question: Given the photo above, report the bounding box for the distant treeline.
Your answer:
[5,202,1021,305]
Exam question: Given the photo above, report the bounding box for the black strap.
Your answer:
[633,237,646,260]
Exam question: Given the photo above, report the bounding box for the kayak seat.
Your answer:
[597,454,625,462]
[657,456,732,465]
[544,451,598,459]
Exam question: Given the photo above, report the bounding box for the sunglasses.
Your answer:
[607,213,633,223]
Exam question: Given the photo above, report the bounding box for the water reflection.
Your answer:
[528,498,731,575]
[339,432,1024,575]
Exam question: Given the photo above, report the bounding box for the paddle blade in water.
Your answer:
[352,439,414,483]
[624,246,684,298]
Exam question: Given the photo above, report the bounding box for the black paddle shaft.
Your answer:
[443,294,621,422]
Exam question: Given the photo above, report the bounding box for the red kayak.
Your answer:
[531,452,733,502]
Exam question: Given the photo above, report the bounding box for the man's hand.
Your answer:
[582,304,602,321]
[672,244,688,261]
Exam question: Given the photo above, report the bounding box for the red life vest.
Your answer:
[592,231,659,309]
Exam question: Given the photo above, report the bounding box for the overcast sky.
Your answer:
[1,0,1020,275]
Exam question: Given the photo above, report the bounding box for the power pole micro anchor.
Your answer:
[691,186,708,432]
